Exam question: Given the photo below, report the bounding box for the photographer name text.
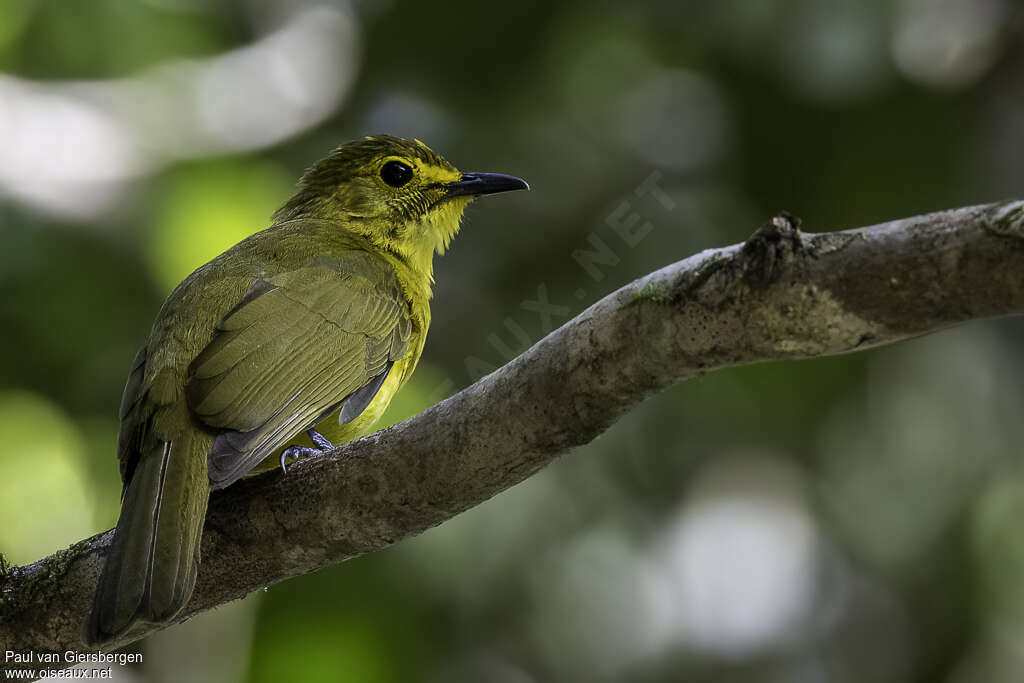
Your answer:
[4,651,141,666]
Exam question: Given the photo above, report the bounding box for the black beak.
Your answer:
[444,172,529,199]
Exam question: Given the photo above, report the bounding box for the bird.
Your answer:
[85,135,528,644]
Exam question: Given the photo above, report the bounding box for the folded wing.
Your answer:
[186,253,412,488]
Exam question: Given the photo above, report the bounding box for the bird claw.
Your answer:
[279,429,336,474]
[280,446,314,474]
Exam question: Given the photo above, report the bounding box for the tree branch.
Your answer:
[2,200,1023,661]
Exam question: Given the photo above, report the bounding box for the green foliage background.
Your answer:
[1,1,1023,681]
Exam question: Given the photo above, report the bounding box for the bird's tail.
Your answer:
[86,431,209,644]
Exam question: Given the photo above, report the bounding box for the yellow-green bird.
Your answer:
[86,135,528,644]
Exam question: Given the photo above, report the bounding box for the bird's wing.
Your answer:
[115,345,149,491]
[185,252,412,488]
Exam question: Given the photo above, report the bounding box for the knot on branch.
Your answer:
[987,200,1024,239]
[740,212,809,285]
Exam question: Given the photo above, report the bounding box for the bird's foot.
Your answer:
[280,429,336,473]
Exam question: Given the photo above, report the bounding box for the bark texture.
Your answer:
[2,200,1023,662]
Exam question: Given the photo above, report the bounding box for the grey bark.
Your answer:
[2,200,1023,664]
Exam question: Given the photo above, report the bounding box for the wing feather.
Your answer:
[186,254,412,488]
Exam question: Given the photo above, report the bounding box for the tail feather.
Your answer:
[86,433,209,644]
[146,438,207,622]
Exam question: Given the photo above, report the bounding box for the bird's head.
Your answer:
[275,135,528,276]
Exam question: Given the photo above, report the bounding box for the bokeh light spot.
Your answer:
[0,391,93,563]
[147,159,291,290]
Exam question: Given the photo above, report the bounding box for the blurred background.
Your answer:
[1,0,1023,681]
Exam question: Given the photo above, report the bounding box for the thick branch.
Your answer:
[2,200,1023,660]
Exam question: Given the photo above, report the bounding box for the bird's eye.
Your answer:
[380,160,414,188]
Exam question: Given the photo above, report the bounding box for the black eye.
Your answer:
[380,160,413,188]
